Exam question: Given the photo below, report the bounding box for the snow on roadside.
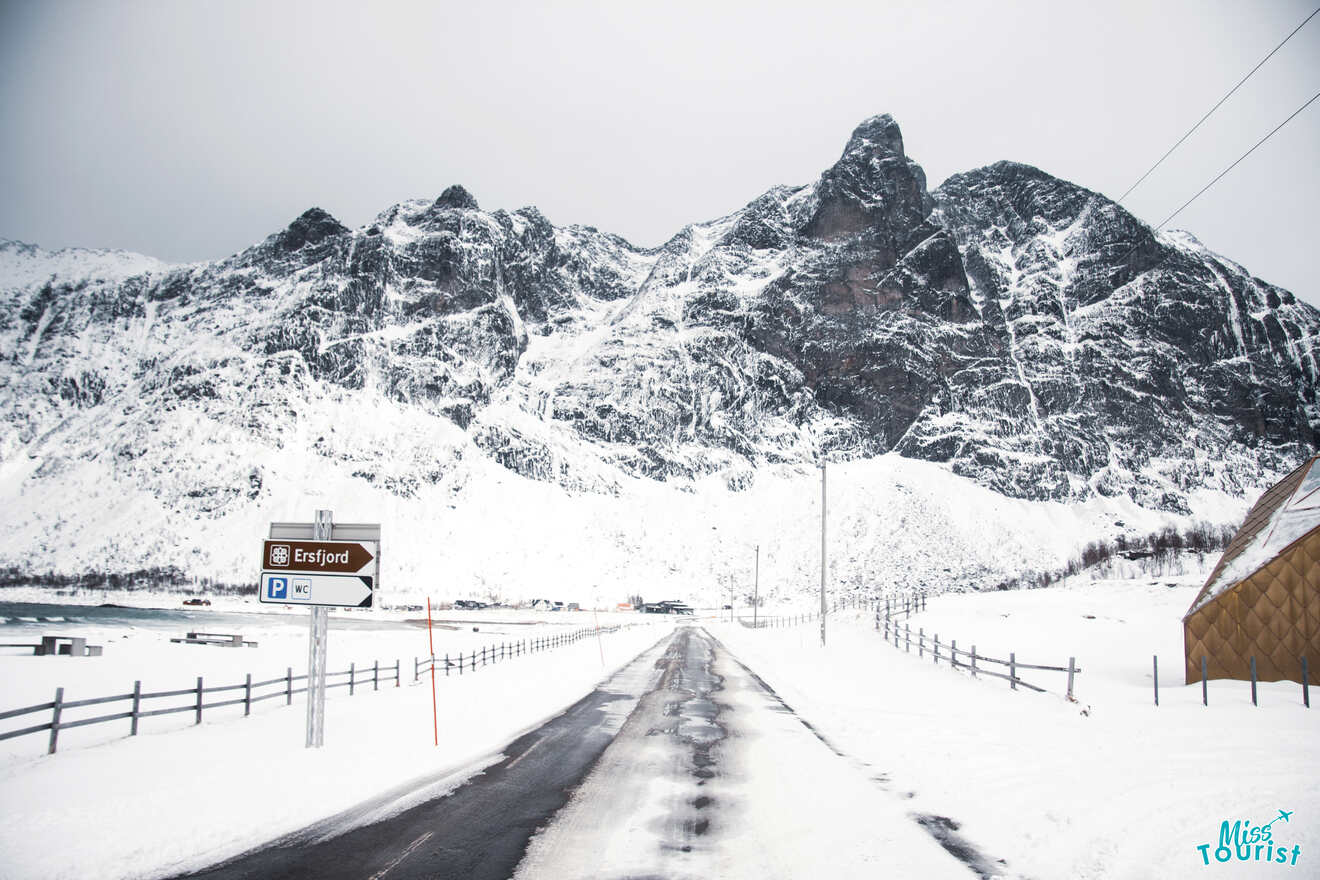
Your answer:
[0,620,668,880]
[714,578,1319,880]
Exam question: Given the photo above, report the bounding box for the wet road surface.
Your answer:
[177,632,673,880]
[178,626,998,879]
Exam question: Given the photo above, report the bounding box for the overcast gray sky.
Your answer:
[2,0,1317,306]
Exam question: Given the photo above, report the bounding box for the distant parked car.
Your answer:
[183,598,211,606]
[454,599,488,610]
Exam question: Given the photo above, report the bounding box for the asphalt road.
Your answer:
[179,626,1000,879]
[177,631,674,880]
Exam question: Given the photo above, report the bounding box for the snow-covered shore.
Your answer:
[0,612,668,879]
[715,574,1319,879]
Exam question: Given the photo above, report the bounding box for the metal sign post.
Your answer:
[306,510,332,748]
[263,517,381,749]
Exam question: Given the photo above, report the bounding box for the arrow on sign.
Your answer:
[263,540,376,574]
[259,572,374,608]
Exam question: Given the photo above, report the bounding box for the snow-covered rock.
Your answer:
[0,114,1315,592]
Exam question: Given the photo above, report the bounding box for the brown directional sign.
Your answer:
[262,540,376,575]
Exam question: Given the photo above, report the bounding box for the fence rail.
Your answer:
[413,624,630,679]
[0,622,639,756]
[879,614,1079,699]
[737,595,910,628]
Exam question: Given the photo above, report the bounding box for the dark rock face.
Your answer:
[2,115,1316,519]
[278,208,350,253]
[924,162,1317,503]
[434,185,479,211]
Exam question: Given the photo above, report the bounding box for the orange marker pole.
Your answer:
[593,605,605,667]
[427,597,438,746]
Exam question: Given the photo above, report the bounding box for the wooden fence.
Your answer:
[879,614,1079,699]
[737,595,894,628]
[874,593,927,622]
[0,623,635,756]
[414,624,629,679]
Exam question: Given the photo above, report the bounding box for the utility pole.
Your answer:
[820,461,827,647]
[753,544,760,629]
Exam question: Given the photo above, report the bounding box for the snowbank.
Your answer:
[715,576,1319,879]
[0,615,668,879]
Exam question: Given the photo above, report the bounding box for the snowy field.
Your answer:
[0,600,651,753]
[2,567,1315,879]
[0,607,668,879]
[716,572,1319,879]
[0,451,1257,611]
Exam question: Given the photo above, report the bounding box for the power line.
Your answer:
[1155,88,1320,230]
[1118,5,1320,203]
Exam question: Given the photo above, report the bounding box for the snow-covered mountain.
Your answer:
[1,115,1315,599]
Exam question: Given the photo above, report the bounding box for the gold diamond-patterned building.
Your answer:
[1183,456,1320,685]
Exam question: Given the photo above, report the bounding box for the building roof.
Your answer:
[1186,455,1320,617]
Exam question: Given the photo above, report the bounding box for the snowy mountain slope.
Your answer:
[0,115,1315,594]
[930,162,1317,505]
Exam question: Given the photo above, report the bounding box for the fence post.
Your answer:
[1201,656,1208,706]
[919,628,924,658]
[128,679,143,735]
[395,659,400,687]
[934,634,940,664]
[1152,656,1158,706]
[286,667,293,705]
[414,656,419,684]
[195,676,204,725]
[445,653,450,677]
[1065,657,1075,700]
[1303,656,1310,708]
[951,639,957,669]
[971,646,978,678]
[48,687,64,755]
[905,624,910,652]
[1250,656,1257,706]
[349,662,356,697]
[244,673,252,716]
[374,660,379,691]
[1010,653,1017,691]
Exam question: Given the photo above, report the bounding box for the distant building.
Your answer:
[1183,455,1320,684]
[641,600,694,615]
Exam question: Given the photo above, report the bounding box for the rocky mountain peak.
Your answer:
[277,207,348,252]
[0,112,1316,594]
[840,113,907,161]
[434,185,479,211]
[804,113,932,242]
